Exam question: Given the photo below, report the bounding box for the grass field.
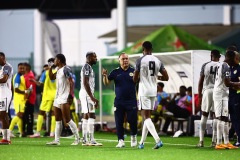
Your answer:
[1,132,239,160]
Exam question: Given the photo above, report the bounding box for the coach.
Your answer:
[102,52,138,148]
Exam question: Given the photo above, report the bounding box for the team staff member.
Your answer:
[102,53,138,148]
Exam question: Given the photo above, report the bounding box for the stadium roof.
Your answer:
[0,0,240,19]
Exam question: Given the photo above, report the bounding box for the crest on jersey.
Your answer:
[226,72,230,76]
[234,70,237,74]
[129,72,133,76]
[85,71,89,75]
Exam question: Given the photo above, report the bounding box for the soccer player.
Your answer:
[46,54,80,145]
[133,41,169,149]
[9,63,29,137]
[213,50,240,149]
[196,50,221,147]
[0,52,13,144]
[30,58,56,138]
[79,51,102,146]
[102,53,138,148]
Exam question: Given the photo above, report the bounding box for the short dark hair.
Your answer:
[48,58,55,63]
[142,41,152,50]
[23,62,31,70]
[157,82,164,88]
[225,50,236,59]
[56,53,66,64]
[187,86,192,92]
[86,51,95,57]
[180,85,187,90]
[0,52,5,57]
[211,49,221,58]
[18,63,23,67]
[118,52,126,58]
[226,45,238,52]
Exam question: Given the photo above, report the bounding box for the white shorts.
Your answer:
[138,96,155,110]
[0,95,12,112]
[201,88,214,113]
[54,94,68,108]
[80,95,95,114]
[214,100,229,118]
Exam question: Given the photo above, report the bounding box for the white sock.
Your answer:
[216,120,224,145]
[212,119,217,143]
[199,115,207,141]
[88,118,95,141]
[82,119,88,141]
[139,121,148,144]
[55,121,62,142]
[67,119,79,140]
[7,129,10,141]
[145,118,160,143]
[2,129,7,140]
[223,122,229,144]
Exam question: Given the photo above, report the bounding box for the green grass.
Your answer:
[1,132,239,160]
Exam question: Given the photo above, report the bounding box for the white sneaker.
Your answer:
[71,139,80,145]
[88,140,103,146]
[10,132,16,138]
[131,135,137,147]
[46,140,60,145]
[116,139,125,148]
[173,130,183,137]
[82,139,89,146]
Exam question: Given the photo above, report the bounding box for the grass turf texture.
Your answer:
[0,132,239,160]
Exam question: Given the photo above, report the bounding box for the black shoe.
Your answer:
[43,132,50,137]
[234,142,240,147]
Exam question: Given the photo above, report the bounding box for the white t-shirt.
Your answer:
[213,61,230,101]
[55,65,72,100]
[200,61,219,93]
[135,54,165,97]
[79,63,95,97]
[0,62,13,98]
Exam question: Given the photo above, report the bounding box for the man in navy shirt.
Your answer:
[102,52,138,148]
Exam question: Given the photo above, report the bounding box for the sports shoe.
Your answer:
[29,133,41,138]
[210,141,216,147]
[152,140,163,149]
[88,140,103,146]
[222,143,239,149]
[196,141,204,147]
[0,139,11,145]
[71,139,80,145]
[46,140,60,145]
[116,139,125,148]
[138,143,144,149]
[234,142,240,147]
[131,135,137,147]
[82,139,89,146]
[215,144,226,150]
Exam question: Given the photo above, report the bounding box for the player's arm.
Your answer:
[14,75,27,95]
[49,66,56,80]
[83,75,99,108]
[133,59,141,83]
[223,64,240,89]
[158,63,169,81]
[102,68,111,85]
[0,65,11,83]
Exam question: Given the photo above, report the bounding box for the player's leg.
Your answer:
[197,89,211,147]
[80,95,89,145]
[61,103,80,145]
[115,105,125,147]
[30,100,48,137]
[139,96,163,149]
[211,112,217,147]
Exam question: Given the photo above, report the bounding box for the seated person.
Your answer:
[159,85,192,135]
[152,82,170,124]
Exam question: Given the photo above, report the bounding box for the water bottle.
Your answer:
[29,84,33,91]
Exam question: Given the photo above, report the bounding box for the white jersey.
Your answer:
[0,62,13,98]
[135,55,165,96]
[55,65,72,103]
[200,61,219,93]
[213,62,230,101]
[80,63,95,97]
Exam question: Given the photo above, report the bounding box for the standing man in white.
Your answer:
[0,52,13,144]
[213,50,239,150]
[133,41,169,149]
[197,50,220,147]
[46,53,80,146]
[80,52,102,146]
